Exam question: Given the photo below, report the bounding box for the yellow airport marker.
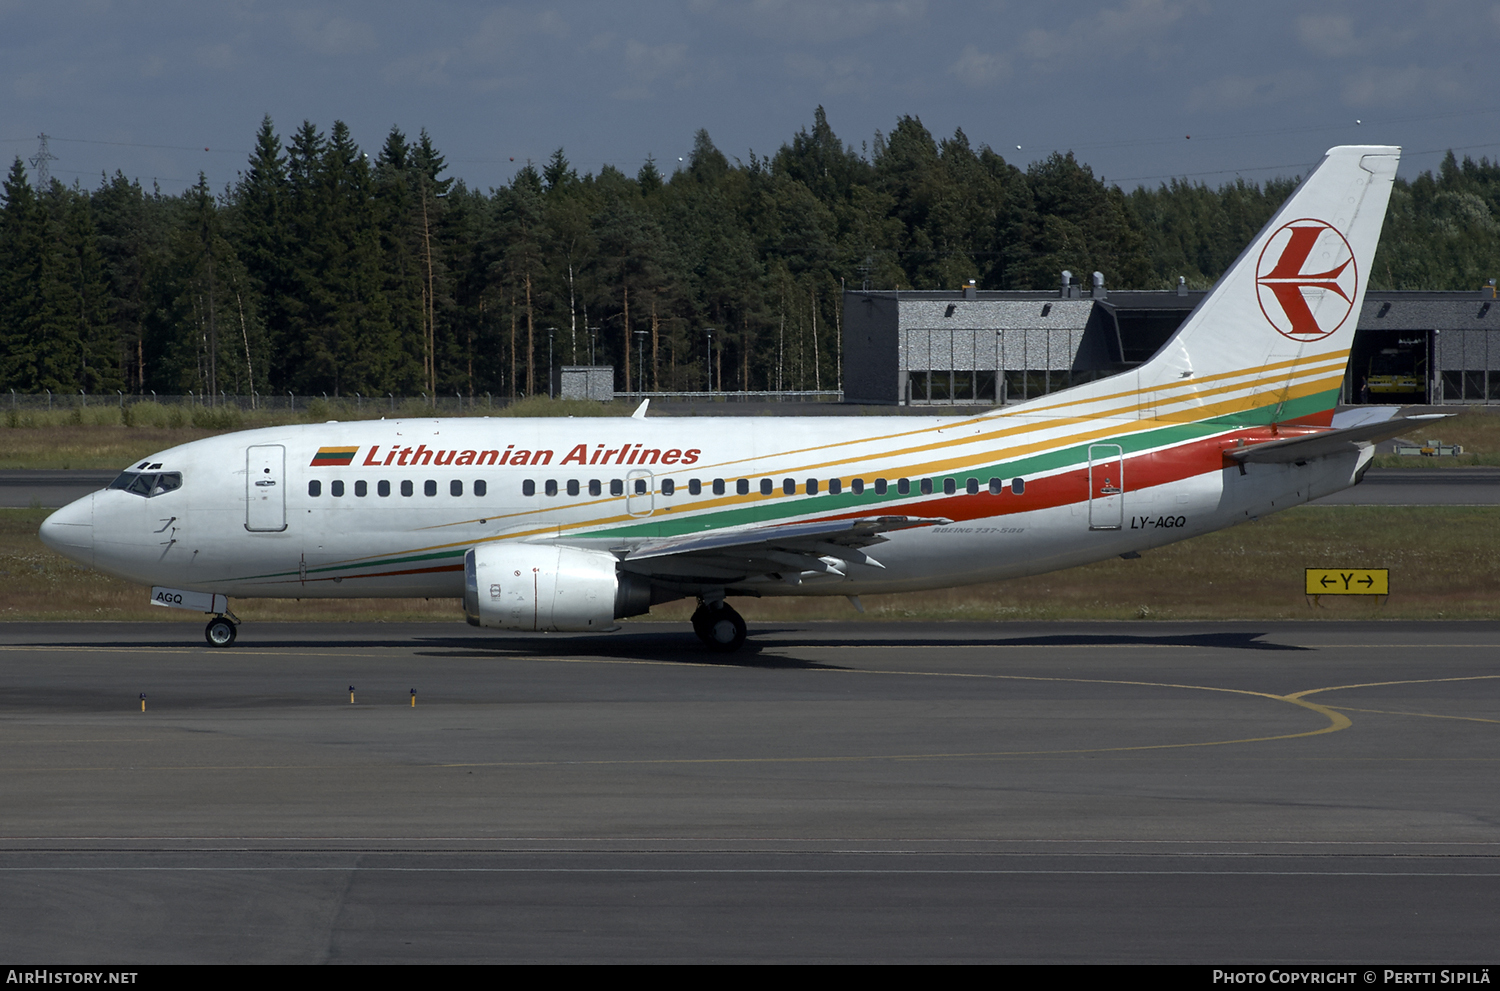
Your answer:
[1306,568,1389,608]
[410,688,416,707]
[1305,568,1389,595]
[349,685,356,704]
[139,693,146,713]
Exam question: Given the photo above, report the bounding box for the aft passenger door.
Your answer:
[246,445,287,532]
[1087,443,1124,531]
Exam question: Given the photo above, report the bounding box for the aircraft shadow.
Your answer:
[411,630,849,669]
[11,632,841,670]
[13,628,1305,660]
[756,631,1312,652]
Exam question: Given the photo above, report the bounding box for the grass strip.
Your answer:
[4,505,1496,623]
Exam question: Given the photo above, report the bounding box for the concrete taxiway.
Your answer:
[0,620,1496,963]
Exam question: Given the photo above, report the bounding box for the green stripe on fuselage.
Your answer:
[570,388,1340,540]
[575,418,1229,540]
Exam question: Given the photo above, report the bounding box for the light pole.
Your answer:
[547,328,556,398]
[704,328,714,393]
[588,326,600,366]
[635,328,648,395]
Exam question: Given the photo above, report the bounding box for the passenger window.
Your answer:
[545,480,558,496]
[401,480,414,497]
[806,478,819,495]
[688,479,701,496]
[988,478,1002,495]
[897,478,910,495]
[920,479,934,495]
[523,480,536,496]
[966,478,979,495]
[475,480,487,497]
[713,479,726,496]
[1012,477,1026,495]
[378,480,391,497]
[759,479,772,495]
[331,480,344,497]
[875,478,888,495]
[424,480,437,497]
[633,478,648,495]
[610,479,624,496]
[662,479,675,496]
[738,479,750,496]
[355,480,368,497]
[567,479,580,496]
[589,479,602,496]
[782,478,795,495]
[829,479,842,495]
[309,480,322,497]
[943,478,956,495]
[851,479,864,495]
[450,480,463,497]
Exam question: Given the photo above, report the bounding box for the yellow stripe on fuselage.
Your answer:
[324,353,1350,568]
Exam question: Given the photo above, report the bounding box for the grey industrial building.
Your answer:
[842,275,1500,406]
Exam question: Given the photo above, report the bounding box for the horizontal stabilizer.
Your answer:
[1226,413,1448,464]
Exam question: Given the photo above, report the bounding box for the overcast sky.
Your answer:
[3,0,1498,197]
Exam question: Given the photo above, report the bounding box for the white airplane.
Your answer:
[41,145,1425,651]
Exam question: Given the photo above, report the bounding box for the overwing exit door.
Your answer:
[1088,443,1124,530]
[246,445,287,532]
[626,469,654,518]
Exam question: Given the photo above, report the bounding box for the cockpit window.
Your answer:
[108,471,183,498]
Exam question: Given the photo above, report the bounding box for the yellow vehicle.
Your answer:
[1364,346,1425,396]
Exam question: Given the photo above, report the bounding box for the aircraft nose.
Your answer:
[39,493,94,566]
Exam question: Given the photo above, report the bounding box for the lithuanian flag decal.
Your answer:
[310,446,359,467]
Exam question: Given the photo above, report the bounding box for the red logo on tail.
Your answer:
[1255,219,1357,341]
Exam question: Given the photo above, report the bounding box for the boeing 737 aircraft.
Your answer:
[41,145,1423,651]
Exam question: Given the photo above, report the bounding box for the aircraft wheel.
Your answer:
[690,604,712,640]
[692,602,746,653]
[205,617,238,648]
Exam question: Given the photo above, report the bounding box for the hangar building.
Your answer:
[842,274,1500,406]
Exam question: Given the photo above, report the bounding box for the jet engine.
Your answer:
[463,543,651,632]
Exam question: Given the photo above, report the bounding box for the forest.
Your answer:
[1,108,1497,399]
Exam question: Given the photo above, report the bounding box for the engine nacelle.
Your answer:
[463,543,640,632]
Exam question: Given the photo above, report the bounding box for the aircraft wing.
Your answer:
[1226,412,1449,465]
[619,515,949,584]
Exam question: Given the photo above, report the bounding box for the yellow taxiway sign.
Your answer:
[1305,569,1389,595]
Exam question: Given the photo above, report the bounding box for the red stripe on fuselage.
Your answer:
[794,426,1323,526]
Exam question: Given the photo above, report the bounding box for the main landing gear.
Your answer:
[691,600,747,653]
[205,615,238,648]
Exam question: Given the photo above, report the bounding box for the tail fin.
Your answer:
[1133,145,1399,426]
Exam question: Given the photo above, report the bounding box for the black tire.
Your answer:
[693,603,746,653]
[205,617,237,648]
[690,604,712,641]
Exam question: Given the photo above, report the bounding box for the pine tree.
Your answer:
[93,172,160,391]
[57,185,116,393]
[0,161,81,391]
[234,116,290,392]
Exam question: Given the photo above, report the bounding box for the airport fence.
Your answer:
[5,388,847,419]
[7,389,505,415]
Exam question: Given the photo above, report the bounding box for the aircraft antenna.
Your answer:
[28,133,57,187]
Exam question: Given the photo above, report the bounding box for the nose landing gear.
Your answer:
[148,587,240,647]
[205,615,238,647]
[691,600,747,653]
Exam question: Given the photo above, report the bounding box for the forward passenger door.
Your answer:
[246,445,287,532]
